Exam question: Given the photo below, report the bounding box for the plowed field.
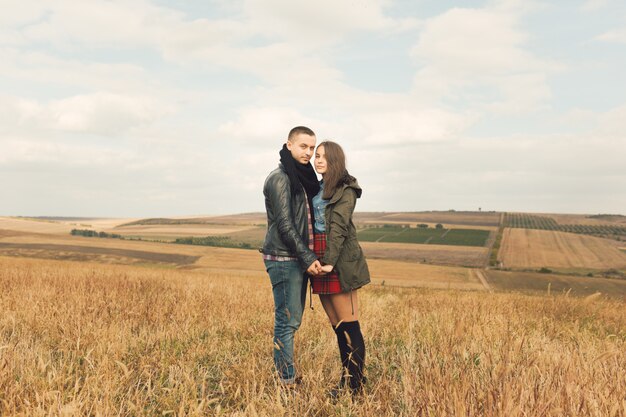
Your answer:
[499,228,626,269]
[361,242,488,267]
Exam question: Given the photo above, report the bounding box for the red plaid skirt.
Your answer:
[311,233,342,294]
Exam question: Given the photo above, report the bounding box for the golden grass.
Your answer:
[109,225,257,237]
[0,232,205,256]
[537,213,626,226]
[76,218,139,229]
[368,259,485,291]
[485,269,626,299]
[377,212,501,226]
[2,256,624,415]
[362,241,488,267]
[0,217,73,235]
[499,228,626,269]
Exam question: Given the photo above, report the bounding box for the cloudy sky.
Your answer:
[1,0,625,217]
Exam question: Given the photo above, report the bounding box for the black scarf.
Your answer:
[279,144,320,219]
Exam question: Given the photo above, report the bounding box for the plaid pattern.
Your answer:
[305,192,314,252]
[261,191,315,263]
[261,253,297,261]
[311,233,342,294]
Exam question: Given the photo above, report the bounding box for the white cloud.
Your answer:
[359,108,474,145]
[2,92,175,136]
[217,107,320,144]
[598,105,626,134]
[241,0,408,43]
[411,7,558,113]
[1,1,624,215]
[595,28,626,43]
[46,92,175,134]
[581,0,610,11]
[20,1,173,48]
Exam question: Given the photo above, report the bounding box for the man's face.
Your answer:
[287,133,316,165]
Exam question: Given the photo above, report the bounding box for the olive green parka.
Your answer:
[321,178,371,292]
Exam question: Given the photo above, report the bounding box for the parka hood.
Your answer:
[329,177,362,203]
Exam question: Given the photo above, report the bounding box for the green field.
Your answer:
[357,226,490,247]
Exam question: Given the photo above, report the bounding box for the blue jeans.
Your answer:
[264,260,307,383]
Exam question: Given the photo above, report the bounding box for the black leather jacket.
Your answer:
[261,163,317,269]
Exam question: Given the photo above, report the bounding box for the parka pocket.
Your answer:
[339,237,362,262]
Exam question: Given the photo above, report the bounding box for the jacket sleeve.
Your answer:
[322,188,356,266]
[267,174,318,269]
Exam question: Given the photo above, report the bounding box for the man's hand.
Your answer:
[320,264,334,274]
[306,260,322,276]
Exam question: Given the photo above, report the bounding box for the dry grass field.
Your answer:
[0,230,266,274]
[107,224,259,240]
[539,213,626,226]
[0,217,74,235]
[367,259,485,291]
[1,256,624,416]
[498,228,626,270]
[361,241,488,267]
[118,214,267,227]
[0,217,143,236]
[3,226,625,297]
[485,269,626,299]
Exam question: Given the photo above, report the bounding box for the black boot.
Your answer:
[327,323,347,399]
[332,321,366,396]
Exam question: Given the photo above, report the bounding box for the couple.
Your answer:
[261,126,371,396]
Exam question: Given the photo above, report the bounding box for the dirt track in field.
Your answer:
[499,228,626,269]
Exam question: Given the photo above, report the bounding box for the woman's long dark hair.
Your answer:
[318,141,354,200]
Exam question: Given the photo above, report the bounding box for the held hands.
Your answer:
[306,260,322,276]
[306,260,334,276]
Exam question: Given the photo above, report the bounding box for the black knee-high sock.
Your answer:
[333,324,349,386]
[335,321,365,390]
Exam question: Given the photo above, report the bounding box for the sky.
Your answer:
[1,0,625,217]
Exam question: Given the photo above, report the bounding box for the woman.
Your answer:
[311,141,371,396]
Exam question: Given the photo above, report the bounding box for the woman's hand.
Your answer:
[320,264,334,274]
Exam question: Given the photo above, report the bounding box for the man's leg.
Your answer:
[264,260,306,384]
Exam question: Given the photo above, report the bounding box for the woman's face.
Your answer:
[314,145,327,175]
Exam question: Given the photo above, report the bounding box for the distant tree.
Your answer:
[435,223,443,229]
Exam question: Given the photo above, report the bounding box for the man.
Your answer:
[261,126,322,386]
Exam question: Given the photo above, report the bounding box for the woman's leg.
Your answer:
[319,294,339,326]
[326,291,359,323]
[326,291,365,393]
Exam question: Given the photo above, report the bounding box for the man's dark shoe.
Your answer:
[281,375,303,390]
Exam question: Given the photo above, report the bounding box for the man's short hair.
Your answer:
[288,126,315,141]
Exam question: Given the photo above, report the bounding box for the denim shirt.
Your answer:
[312,181,328,234]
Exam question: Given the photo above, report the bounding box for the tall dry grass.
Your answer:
[0,255,624,416]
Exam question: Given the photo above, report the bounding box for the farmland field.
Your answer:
[355,211,501,226]
[485,269,626,298]
[498,228,626,270]
[107,224,258,238]
[546,213,626,226]
[360,242,489,267]
[0,255,624,416]
[358,226,490,247]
